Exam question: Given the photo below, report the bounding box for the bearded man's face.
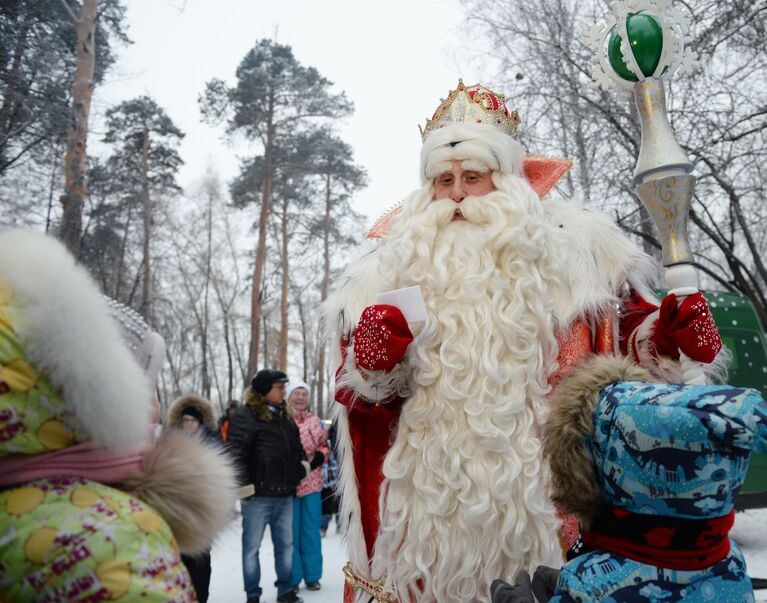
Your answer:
[433,160,496,220]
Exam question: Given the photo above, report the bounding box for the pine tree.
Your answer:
[200,38,352,378]
[307,128,367,414]
[100,96,184,319]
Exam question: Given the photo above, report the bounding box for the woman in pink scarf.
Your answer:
[287,381,329,594]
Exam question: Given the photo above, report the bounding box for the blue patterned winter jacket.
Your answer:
[551,381,767,603]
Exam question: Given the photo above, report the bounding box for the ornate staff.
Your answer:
[588,0,706,384]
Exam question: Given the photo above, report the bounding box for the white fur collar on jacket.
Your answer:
[0,229,152,449]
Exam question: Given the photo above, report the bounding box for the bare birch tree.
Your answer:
[462,0,767,325]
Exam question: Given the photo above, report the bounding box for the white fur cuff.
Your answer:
[630,309,659,366]
[337,342,412,404]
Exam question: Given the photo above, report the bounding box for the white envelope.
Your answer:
[375,285,428,323]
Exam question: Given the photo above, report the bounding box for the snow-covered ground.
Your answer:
[210,508,767,602]
[210,513,345,603]
[733,509,767,601]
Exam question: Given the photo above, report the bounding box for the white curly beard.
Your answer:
[368,174,564,602]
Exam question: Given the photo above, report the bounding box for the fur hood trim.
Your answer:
[332,402,370,572]
[123,430,237,554]
[168,394,217,430]
[0,229,152,449]
[544,356,655,531]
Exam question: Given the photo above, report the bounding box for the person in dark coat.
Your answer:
[167,393,222,603]
[227,369,324,603]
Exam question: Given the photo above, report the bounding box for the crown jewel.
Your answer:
[419,80,521,141]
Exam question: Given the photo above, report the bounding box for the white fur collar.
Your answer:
[542,199,658,325]
[0,229,152,448]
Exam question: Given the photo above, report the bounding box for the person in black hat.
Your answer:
[227,369,324,603]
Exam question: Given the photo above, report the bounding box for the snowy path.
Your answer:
[210,508,767,602]
[209,514,345,603]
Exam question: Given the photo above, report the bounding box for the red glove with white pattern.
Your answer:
[353,304,413,372]
[650,292,722,363]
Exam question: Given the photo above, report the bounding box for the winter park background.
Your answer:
[3,1,766,415]
[2,1,766,601]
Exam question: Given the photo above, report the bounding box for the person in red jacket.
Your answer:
[323,81,725,603]
[218,399,239,443]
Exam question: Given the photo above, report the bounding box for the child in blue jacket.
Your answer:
[493,356,766,603]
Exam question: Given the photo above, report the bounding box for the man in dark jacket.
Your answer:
[227,369,324,603]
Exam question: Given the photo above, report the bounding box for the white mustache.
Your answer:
[426,193,511,231]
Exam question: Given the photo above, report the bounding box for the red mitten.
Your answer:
[651,292,723,363]
[353,304,413,372]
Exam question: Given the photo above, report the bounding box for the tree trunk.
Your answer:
[114,193,135,299]
[262,312,269,368]
[201,185,213,398]
[165,344,181,398]
[46,145,61,233]
[297,292,308,382]
[278,195,290,371]
[223,310,234,401]
[209,346,223,414]
[247,103,275,377]
[59,0,99,254]
[231,312,247,387]
[316,171,332,417]
[140,121,151,319]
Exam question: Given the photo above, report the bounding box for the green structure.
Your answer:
[708,290,767,506]
[661,290,767,506]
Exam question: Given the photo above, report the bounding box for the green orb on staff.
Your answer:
[588,1,705,384]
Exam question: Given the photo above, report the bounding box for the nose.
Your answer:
[449,179,467,202]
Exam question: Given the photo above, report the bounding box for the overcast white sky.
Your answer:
[92,0,490,228]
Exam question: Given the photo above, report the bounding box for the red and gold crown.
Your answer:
[419,80,521,141]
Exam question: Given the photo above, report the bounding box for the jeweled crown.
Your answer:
[419,80,521,141]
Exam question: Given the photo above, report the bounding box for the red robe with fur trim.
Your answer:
[335,309,649,599]
[326,196,725,602]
